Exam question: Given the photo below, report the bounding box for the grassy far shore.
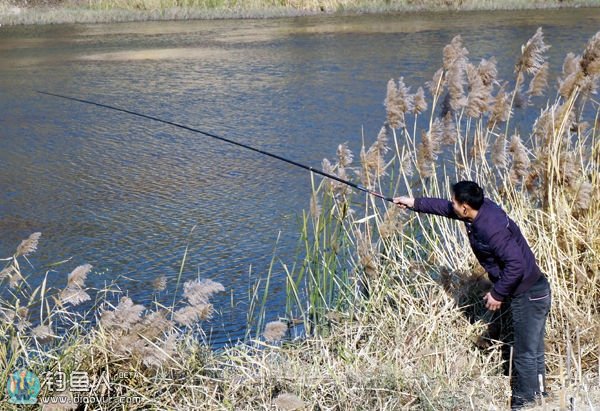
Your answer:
[0,0,599,25]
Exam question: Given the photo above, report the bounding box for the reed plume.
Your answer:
[335,166,351,197]
[528,62,549,96]
[509,134,530,184]
[525,168,541,196]
[322,157,348,197]
[447,65,468,112]
[321,158,335,192]
[173,304,212,327]
[336,142,353,168]
[580,31,600,76]
[274,393,305,410]
[557,31,600,100]
[515,27,550,76]
[398,148,414,178]
[559,151,580,192]
[0,266,11,281]
[330,142,354,197]
[396,77,414,114]
[427,68,445,96]
[0,308,15,323]
[322,158,334,175]
[443,35,468,111]
[67,264,91,288]
[7,266,23,289]
[563,52,580,76]
[32,324,56,344]
[133,309,174,341]
[173,278,224,327]
[359,127,390,188]
[263,320,287,342]
[140,333,178,368]
[152,275,167,292]
[429,117,444,149]
[491,134,508,170]
[384,78,403,129]
[16,306,30,331]
[489,84,510,126]
[413,86,427,114]
[554,103,576,136]
[465,63,490,118]
[441,113,457,146]
[60,264,92,306]
[532,107,553,144]
[417,130,435,178]
[100,297,145,331]
[15,232,41,257]
[558,53,582,99]
[384,78,413,128]
[443,35,468,71]
[107,307,177,367]
[183,278,225,305]
[478,57,498,87]
[579,74,599,97]
[60,287,91,306]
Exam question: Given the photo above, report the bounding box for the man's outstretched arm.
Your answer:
[394,196,460,219]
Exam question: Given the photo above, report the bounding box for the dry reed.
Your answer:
[0,27,598,411]
[263,320,288,342]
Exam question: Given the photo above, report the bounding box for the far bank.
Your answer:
[1,0,599,26]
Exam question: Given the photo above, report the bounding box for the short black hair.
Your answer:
[452,181,484,210]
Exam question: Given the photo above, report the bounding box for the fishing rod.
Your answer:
[37,91,395,203]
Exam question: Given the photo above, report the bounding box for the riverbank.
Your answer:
[0,0,599,25]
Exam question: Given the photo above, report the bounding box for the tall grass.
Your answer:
[280,27,600,408]
[0,29,598,410]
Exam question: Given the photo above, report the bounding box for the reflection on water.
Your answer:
[80,47,232,61]
[0,9,598,346]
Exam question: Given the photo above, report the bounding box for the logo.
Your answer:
[6,368,41,404]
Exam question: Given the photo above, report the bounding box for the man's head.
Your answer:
[451,181,484,218]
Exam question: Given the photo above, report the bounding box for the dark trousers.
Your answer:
[509,275,552,408]
[482,275,551,409]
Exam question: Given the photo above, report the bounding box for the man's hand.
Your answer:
[393,196,415,209]
[484,292,502,311]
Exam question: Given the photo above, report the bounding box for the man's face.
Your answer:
[451,195,466,217]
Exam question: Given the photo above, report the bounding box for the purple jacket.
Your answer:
[413,197,542,301]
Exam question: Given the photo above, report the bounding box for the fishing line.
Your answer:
[38,91,394,203]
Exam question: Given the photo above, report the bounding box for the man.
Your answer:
[394,181,551,409]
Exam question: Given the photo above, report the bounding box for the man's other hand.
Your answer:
[484,292,502,311]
